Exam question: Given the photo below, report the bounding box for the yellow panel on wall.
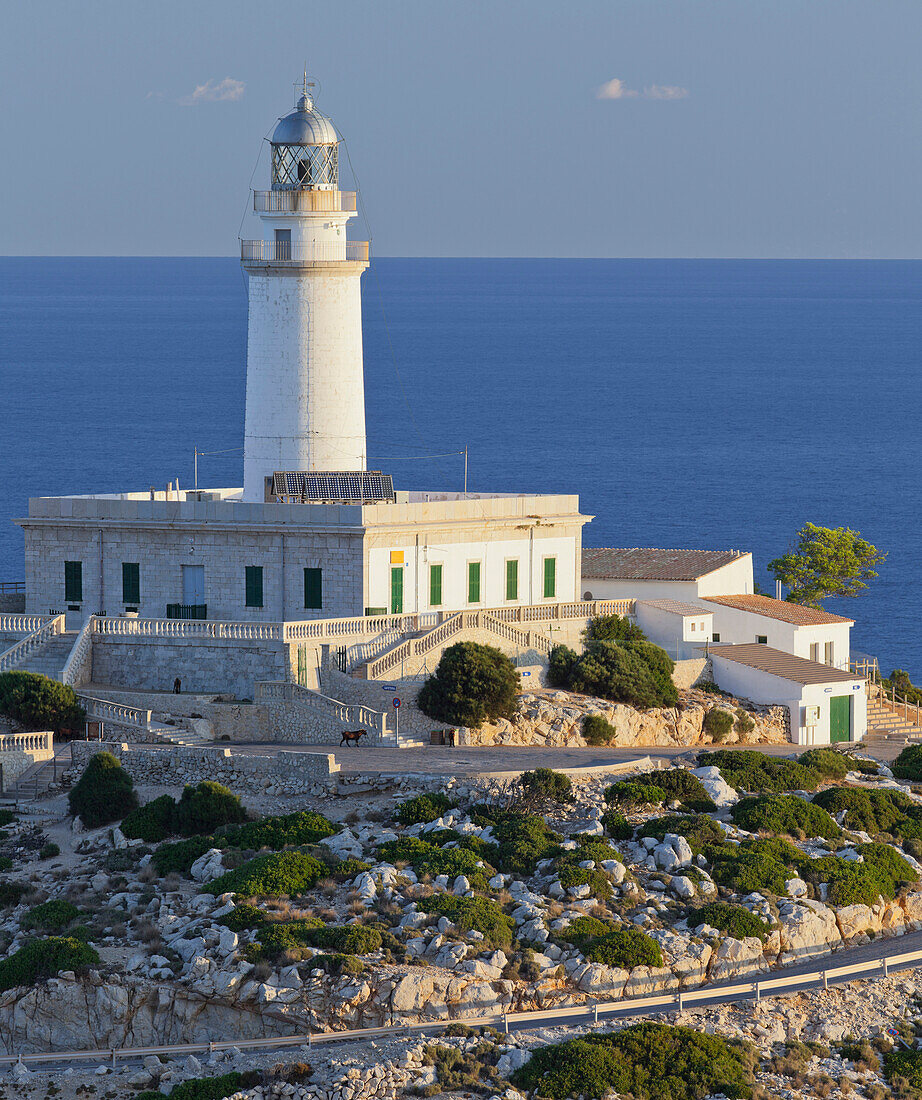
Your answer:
[390,550,404,564]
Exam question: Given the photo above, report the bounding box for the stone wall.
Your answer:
[263,698,380,746]
[0,594,25,614]
[69,741,339,794]
[92,637,287,699]
[672,657,710,690]
[80,688,269,742]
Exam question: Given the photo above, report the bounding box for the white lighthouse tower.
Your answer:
[241,76,369,502]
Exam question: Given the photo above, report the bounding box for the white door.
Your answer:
[182,564,205,605]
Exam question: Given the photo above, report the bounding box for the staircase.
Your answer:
[9,744,71,800]
[10,632,78,681]
[865,694,922,745]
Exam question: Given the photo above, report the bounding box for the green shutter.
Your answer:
[64,561,83,603]
[468,561,481,604]
[429,564,442,608]
[505,559,518,601]
[303,567,323,609]
[245,566,263,608]
[391,567,404,614]
[122,562,140,604]
[543,557,556,599]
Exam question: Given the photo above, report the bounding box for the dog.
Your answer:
[340,728,368,746]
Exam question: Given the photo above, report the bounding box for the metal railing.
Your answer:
[253,190,357,213]
[0,731,51,753]
[255,680,389,738]
[0,581,25,595]
[0,615,64,675]
[1,944,921,1070]
[240,240,370,264]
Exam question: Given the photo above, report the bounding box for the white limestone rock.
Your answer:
[692,765,739,807]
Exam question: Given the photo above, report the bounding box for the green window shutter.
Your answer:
[64,561,83,602]
[505,559,518,601]
[543,557,556,599]
[468,561,481,604]
[122,562,140,604]
[429,564,442,608]
[245,566,263,608]
[391,567,404,614]
[303,567,322,610]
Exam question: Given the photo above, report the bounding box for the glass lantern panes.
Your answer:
[272,143,338,190]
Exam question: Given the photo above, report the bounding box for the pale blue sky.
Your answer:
[3,0,921,257]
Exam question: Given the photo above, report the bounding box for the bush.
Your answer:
[512,1022,756,1100]
[812,787,922,838]
[175,782,248,835]
[135,1072,255,1100]
[67,752,138,828]
[0,936,99,992]
[0,810,16,827]
[735,709,756,735]
[892,745,922,781]
[731,794,842,840]
[703,708,734,739]
[0,671,85,735]
[554,639,679,709]
[394,793,457,826]
[611,769,715,812]
[202,851,327,897]
[799,747,850,779]
[584,614,647,643]
[705,838,798,896]
[637,814,725,855]
[558,917,662,967]
[21,900,79,932]
[249,919,382,960]
[556,864,613,899]
[582,715,618,745]
[122,795,178,843]
[0,882,28,907]
[800,843,916,906]
[688,903,772,941]
[884,1050,922,1093]
[548,644,579,687]
[417,642,519,729]
[378,836,492,887]
[153,835,216,876]
[601,809,634,840]
[223,810,337,849]
[520,768,573,804]
[604,782,667,808]
[469,807,562,875]
[217,904,265,932]
[698,750,822,793]
[39,843,60,860]
[417,894,516,949]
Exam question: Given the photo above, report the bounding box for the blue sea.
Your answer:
[0,258,919,676]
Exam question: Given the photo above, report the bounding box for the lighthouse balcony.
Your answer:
[254,190,358,214]
[240,240,369,266]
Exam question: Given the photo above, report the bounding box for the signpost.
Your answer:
[392,697,401,747]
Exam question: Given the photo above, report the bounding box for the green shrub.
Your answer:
[624,769,716,812]
[330,858,371,879]
[584,614,647,643]
[38,843,60,860]
[0,936,99,992]
[637,814,725,855]
[250,919,381,960]
[735,709,756,735]
[582,715,618,745]
[175,782,247,836]
[567,835,624,862]
[892,745,922,781]
[122,795,177,843]
[731,794,842,840]
[884,1049,922,1092]
[512,1022,756,1100]
[698,749,822,793]
[556,864,613,899]
[798,747,850,779]
[558,915,610,949]
[548,644,579,688]
[417,894,516,949]
[800,843,916,906]
[305,924,383,954]
[705,838,798,896]
[203,851,327,897]
[0,882,27,907]
[553,639,679,709]
[520,768,573,804]
[604,781,667,808]
[21,900,79,932]
[67,752,138,828]
[417,642,519,729]
[394,793,457,826]
[812,787,922,838]
[217,904,265,931]
[153,835,216,876]
[0,671,85,735]
[704,709,734,739]
[0,810,16,827]
[222,810,337,849]
[688,903,772,941]
[135,1072,255,1100]
[469,807,561,875]
[377,835,492,887]
[312,953,364,976]
[601,809,634,841]
[559,918,662,967]
[0,856,12,872]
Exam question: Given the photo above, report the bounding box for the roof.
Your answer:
[708,644,859,686]
[702,594,853,626]
[582,547,747,581]
[272,95,338,145]
[637,599,713,618]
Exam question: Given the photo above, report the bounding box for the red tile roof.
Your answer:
[709,644,859,686]
[702,594,853,626]
[582,547,747,581]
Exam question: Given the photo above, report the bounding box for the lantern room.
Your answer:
[270,90,339,191]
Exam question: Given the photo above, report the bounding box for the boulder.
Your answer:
[189,849,225,884]
[778,901,842,965]
[692,765,739,807]
[707,935,769,983]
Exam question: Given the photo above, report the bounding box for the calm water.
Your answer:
[0,258,919,676]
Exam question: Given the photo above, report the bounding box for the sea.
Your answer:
[0,257,919,677]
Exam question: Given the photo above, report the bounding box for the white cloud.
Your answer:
[597,77,688,101]
[179,77,245,106]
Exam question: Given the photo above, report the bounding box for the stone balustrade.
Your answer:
[78,695,152,730]
[255,680,390,742]
[0,731,52,753]
[0,614,55,636]
[0,615,65,675]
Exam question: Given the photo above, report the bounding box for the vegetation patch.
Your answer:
[697,749,822,793]
[122,782,248,842]
[637,814,725,855]
[688,902,772,941]
[0,671,85,736]
[600,809,634,841]
[202,851,327,897]
[731,793,842,840]
[703,708,734,740]
[394,793,457,826]
[468,807,562,875]
[68,752,138,828]
[417,894,516,949]
[893,745,922,781]
[621,769,716,812]
[417,642,519,729]
[511,1022,756,1100]
[135,1071,260,1100]
[559,917,662,969]
[798,747,851,779]
[21,900,80,932]
[548,638,679,710]
[604,781,667,808]
[0,936,99,992]
[582,714,618,745]
[813,786,922,838]
[520,768,573,804]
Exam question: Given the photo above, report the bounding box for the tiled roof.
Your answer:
[702,594,853,626]
[582,547,747,581]
[709,644,858,686]
[637,599,713,617]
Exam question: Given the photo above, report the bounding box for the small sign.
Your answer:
[887,1028,900,1038]
[381,685,397,692]
[521,671,532,677]
[392,697,401,709]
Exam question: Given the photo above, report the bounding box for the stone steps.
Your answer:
[11,633,78,681]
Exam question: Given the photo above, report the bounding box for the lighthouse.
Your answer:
[241,76,369,502]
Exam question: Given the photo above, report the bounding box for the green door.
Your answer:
[830,695,852,743]
[390,566,404,614]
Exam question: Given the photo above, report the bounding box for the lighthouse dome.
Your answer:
[271,94,338,146]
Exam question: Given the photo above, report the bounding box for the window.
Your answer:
[429,563,442,608]
[303,567,322,610]
[64,561,82,603]
[810,643,820,663]
[690,622,696,632]
[245,566,264,608]
[543,556,556,599]
[274,228,291,261]
[122,562,140,605]
[825,641,835,666]
[756,635,768,645]
[712,633,721,643]
[467,561,481,604]
[505,559,518,601]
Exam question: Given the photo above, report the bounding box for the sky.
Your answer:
[2,0,921,258]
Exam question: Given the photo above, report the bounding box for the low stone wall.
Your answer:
[0,594,25,614]
[0,748,51,791]
[322,667,436,741]
[263,698,379,746]
[92,637,287,699]
[80,688,269,742]
[672,657,710,690]
[69,741,339,794]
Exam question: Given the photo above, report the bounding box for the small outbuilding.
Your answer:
[709,643,866,746]
[634,599,713,660]
[581,548,754,604]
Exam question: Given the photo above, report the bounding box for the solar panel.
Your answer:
[272,470,396,504]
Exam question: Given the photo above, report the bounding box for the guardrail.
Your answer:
[0,582,25,595]
[255,681,389,739]
[61,615,95,687]
[240,240,370,264]
[0,731,51,753]
[2,944,921,1069]
[253,190,357,213]
[0,615,64,675]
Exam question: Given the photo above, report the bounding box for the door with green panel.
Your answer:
[390,566,404,614]
[829,695,852,743]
